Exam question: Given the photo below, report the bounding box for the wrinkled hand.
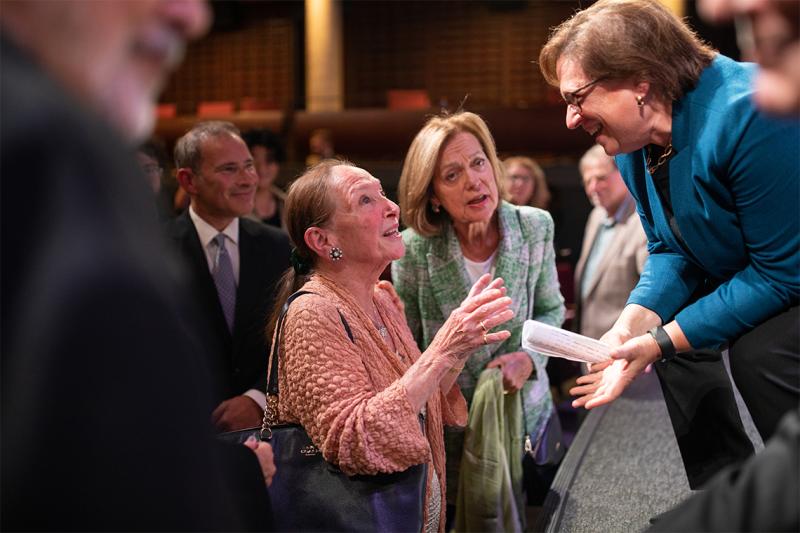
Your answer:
[244,437,276,487]
[212,395,263,432]
[427,274,514,366]
[376,280,404,316]
[486,351,532,393]
[570,333,660,409]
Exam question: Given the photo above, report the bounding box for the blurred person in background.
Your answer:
[699,0,799,115]
[502,156,552,210]
[137,137,175,219]
[243,127,287,228]
[306,127,336,167]
[574,144,647,341]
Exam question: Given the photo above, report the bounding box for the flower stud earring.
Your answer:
[329,247,343,261]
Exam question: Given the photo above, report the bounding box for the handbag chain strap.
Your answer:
[257,289,356,440]
[259,290,313,440]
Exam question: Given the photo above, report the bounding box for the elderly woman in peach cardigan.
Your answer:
[267,160,514,532]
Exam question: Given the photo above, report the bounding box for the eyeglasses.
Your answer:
[563,76,607,112]
[142,163,163,176]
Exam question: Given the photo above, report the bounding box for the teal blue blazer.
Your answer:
[617,55,800,348]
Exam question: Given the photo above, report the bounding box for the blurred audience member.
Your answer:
[137,137,175,219]
[699,0,799,114]
[243,128,287,228]
[502,156,552,210]
[574,145,647,340]
[137,138,167,194]
[306,127,335,167]
[169,121,291,432]
[1,1,273,530]
[394,111,565,525]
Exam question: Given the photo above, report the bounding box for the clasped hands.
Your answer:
[569,327,662,409]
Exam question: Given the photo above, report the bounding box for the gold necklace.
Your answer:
[647,143,674,174]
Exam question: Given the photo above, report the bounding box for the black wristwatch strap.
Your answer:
[649,326,676,362]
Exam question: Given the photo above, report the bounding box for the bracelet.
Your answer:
[648,326,677,362]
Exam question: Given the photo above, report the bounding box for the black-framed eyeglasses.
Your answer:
[563,76,607,112]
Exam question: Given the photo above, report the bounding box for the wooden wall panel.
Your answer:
[160,17,296,115]
[343,1,578,109]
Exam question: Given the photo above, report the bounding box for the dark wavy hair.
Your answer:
[539,0,716,103]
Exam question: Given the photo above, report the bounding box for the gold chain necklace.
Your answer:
[647,143,674,174]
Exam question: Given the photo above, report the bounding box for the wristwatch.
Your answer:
[648,326,677,362]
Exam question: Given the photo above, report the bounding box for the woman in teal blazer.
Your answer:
[539,0,799,449]
[392,111,565,517]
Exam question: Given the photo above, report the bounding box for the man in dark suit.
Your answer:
[1,2,272,530]
[169,121,291,431]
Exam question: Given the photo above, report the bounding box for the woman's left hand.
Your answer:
[486,351,533,393]
[570,333,660,409]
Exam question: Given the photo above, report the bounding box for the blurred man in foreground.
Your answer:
[1,1,272,529]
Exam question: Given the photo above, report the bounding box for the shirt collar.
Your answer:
[188,205,239,248]
[604,194,635,227]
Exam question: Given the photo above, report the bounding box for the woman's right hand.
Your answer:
[426,274,514,366]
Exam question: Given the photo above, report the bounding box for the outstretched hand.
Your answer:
[427,274,514,366]
[569,332,661,409]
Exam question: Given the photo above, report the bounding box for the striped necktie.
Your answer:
[212,233,236,332]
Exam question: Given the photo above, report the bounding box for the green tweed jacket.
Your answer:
[392,201,565,439]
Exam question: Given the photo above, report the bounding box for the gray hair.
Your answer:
[174,121,241,172]
[579,144,617,174]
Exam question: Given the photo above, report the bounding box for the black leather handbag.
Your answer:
[522,407,566,506]
[218,291,428,532]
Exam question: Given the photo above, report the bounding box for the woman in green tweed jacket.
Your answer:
[392,111,565,518]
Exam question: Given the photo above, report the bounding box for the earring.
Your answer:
[329,247,343,261]
[636,95,644,107]
[431,202,440,213]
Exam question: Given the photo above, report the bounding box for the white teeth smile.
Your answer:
[383,229,399,237]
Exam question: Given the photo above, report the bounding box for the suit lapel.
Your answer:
[494,203,527,319]
[574,208,602,298]
[234,222,257,348]
[174,211,232,342]
[583,202,637,300]
[427,224,470,321]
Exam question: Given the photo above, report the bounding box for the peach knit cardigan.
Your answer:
[276,275,467,532]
